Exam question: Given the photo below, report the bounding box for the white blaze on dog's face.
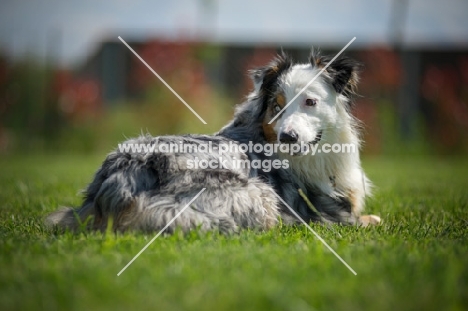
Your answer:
[259,51,359,155]
[274,64,337,150]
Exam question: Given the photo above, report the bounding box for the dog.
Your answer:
[46,49,380,234]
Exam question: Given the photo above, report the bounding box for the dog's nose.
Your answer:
[279,131,298,143]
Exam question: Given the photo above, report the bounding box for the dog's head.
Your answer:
[252,50,360,155]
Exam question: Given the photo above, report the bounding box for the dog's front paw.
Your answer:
[359,214,381,227]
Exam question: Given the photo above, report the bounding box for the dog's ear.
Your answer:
[249,52,292,94]
[248,68,265,93]
[249,52,292,119]
[309,48,361,99]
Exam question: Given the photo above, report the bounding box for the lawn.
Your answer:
[0,154,467,311]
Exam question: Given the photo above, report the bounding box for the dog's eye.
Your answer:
[273,104,282,113]
[305,99,317,106]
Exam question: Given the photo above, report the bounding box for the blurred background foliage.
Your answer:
[1,43,467,156]
[0,43,234,154]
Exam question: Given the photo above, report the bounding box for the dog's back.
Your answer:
[46,135,281,233]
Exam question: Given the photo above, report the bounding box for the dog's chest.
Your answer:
[286,156,344,196]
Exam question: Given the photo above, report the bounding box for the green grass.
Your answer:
[0,155,467,311]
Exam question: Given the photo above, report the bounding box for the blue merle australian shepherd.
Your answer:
[47,50,381,234]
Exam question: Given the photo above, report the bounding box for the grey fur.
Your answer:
[46,135,280,234]
[46,52,363,234]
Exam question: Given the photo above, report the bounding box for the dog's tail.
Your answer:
[45,204,95,232]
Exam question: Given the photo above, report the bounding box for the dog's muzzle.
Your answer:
[279,130,298,144]
[309,130,323,145]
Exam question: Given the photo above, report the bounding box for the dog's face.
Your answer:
[253,51,360,155]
